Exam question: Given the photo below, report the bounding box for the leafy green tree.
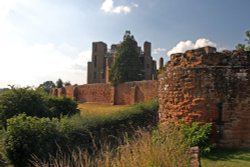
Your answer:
[64,81,71,86]
[110,31,144,85]
[236,30,250,51]
[235,43,246,50]
[56,78,63,88]
[38,81,55,94]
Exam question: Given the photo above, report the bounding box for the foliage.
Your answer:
[110,31,144,85]
[235,43,246,50]
[181,122,213,153]
[0,88,48,128]
[56,78,63,88]
[64,81,71,86]
[4,114,63,166]
[38,81,55,94]
[46,96,79,118]
[32,126,190,167]
[3,100,158,166]
[0,129,7,166]
[0,88,79,128]
[236,30,250,51]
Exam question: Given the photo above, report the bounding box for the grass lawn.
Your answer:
[201,149,250,167]
[78,103,132,116]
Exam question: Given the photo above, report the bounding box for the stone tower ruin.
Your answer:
[87,31,157,84]
[159,46,250,148]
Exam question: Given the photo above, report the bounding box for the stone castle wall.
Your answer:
[76,84,114,103]
[115,80,158,105]
[159,47,250,148]
[51,80,158,105]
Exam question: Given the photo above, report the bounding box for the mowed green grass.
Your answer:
[78,103,132,116]
[201,149,250,167]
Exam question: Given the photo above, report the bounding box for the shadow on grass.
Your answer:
[203,148,250,162]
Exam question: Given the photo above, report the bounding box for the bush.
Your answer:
[0,129,7,166]
[46,96,79,118]
[0,88,79,128]
[181,122,213,153]
[0,88,48,128]
[32,127,190,167]
[4,114,64,166]
[3,101,159,166]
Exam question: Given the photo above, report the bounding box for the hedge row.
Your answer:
[0,88,79,128]
[3,100,159,166]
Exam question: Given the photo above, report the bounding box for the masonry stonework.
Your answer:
[51,80,158,105]
[115,80,158,105]
[87,31,157,84]
[159,46,250,148]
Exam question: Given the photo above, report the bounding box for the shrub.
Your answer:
[31,126,190,167]
[4,114,64,166]
[46,96,79,118]
[0,88,79,128]
[0,88,48,128]
[3,101,159,166]
[181,122,213,153]
[0,129,7,166]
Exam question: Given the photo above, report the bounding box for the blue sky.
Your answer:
[0,0,250,87]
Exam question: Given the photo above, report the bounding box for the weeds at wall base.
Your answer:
[31,127,191,167]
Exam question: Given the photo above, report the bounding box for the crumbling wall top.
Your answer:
[168,46,250,68]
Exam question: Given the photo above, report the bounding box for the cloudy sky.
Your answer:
[0,0,250,88]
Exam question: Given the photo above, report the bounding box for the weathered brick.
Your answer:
[51,80,158,105]
[159,47,250,148]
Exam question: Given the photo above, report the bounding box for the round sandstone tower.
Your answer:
[159,46,250,148]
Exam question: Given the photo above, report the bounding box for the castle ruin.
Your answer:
[159,46,250,148]
[87,31,157,84]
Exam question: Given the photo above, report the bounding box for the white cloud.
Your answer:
[0,42,91,88]
[167,38,216,56]
[0,0,38,22]
[0,0,94,88]
[153,48,166,55]
[100,0,138,14]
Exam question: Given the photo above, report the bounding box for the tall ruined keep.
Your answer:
[159,46,250,148]
[87,31,157,84]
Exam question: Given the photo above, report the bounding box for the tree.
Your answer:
[56,78,63,88]
[0,88,47,128]
[38,81,55,94]
[236,30,250,51]
[0,87,79,129]
[110,31,144,85]
[64,81,71,86]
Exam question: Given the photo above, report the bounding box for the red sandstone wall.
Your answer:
[76,83,114,104]
[135,80,158,103]
[115,82,136,105]
[57,87,65,97]
[51,81,158,105]
[114,80,158,105]
[64,86,74,98]
[159,48,250,148]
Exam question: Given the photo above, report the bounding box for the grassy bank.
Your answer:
[1,100,159,166]
[32,125,190,167]
[78,103,131,115]
[201,149,250,167]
